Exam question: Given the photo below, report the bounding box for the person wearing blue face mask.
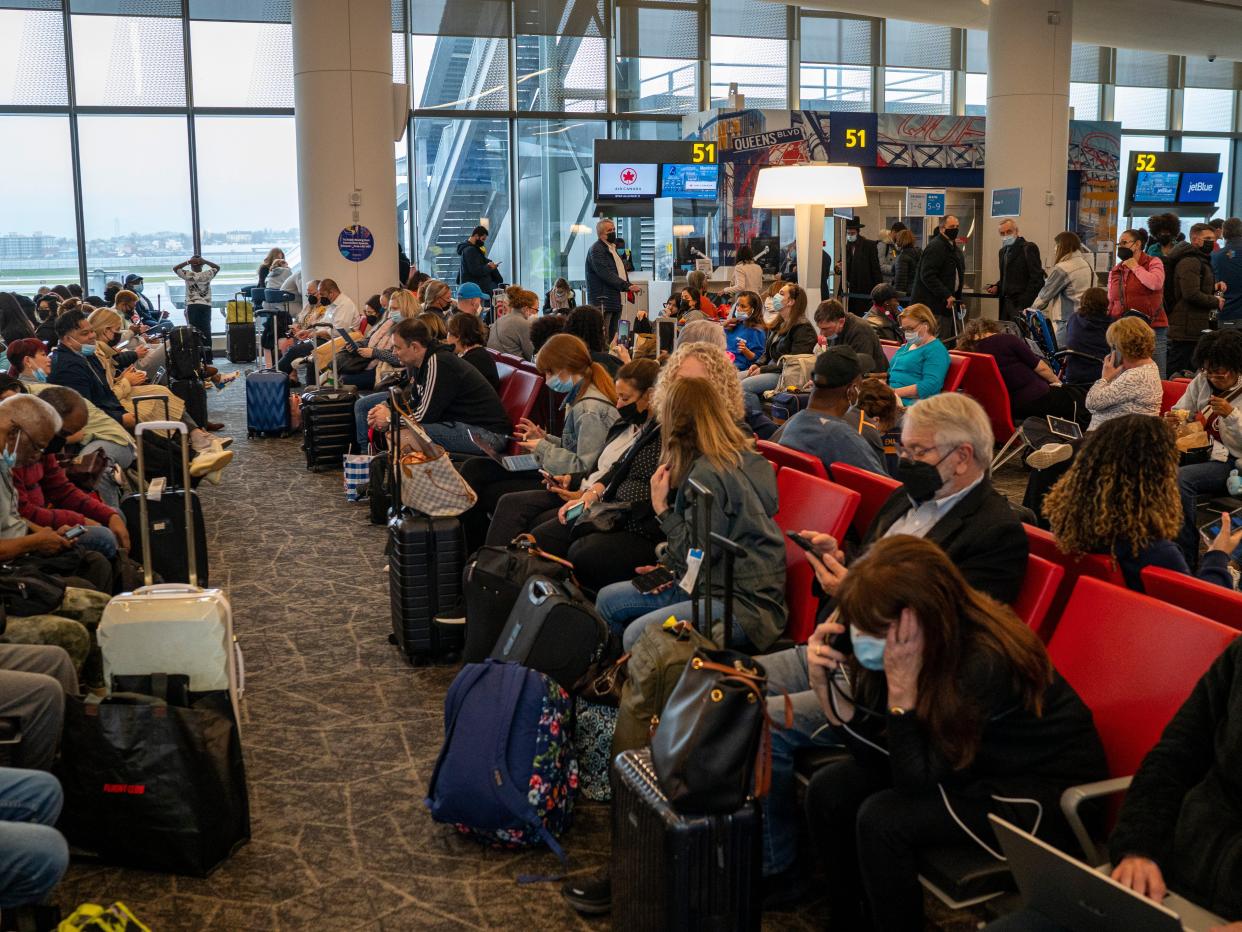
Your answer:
[887,304,950,406]
[722,291,768,372]
[986,219,1045,322]
[800,535,1106,932]
[47,310,134,431]
[340,288,417,393]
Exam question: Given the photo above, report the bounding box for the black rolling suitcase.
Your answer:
[611,748,761,932]
[120,420,209,586]
[226,322,257,363]
[488,575,609,689]
[170,377,209,428]
[301,332,354,471]
[386,396,464,663]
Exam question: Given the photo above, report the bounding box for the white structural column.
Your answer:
[982,0,1073,311]
[292,0,398,303]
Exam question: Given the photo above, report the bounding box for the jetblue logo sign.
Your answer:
[1178,172,1222,204]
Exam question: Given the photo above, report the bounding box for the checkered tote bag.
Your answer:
[343,449,375,502]
[391,397,477,517]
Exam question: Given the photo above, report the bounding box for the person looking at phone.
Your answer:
[1044,414,1242,591]
[799,535,1106,931]
[1169,329,1242,564]
[456,225,503,297]
[723,290,768,372]
[592,375,786,653]
[740,283,816,412]
[815,298,888,375]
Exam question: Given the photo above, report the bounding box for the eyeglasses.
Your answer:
[896,442,948,460]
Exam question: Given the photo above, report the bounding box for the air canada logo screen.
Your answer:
[620,167,638,186]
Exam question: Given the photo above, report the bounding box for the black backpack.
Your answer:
[165,326,204,381]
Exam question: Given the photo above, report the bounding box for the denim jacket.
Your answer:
[534,383,619,475]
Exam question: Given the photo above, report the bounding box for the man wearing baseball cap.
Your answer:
[123,274,168,332]
[774,346,885,476]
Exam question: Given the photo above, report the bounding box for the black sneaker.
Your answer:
[762,864,809,911]
[562,872,611,915]
[433,599,466,626]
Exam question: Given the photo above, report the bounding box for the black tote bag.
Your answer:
[57,689,250,876]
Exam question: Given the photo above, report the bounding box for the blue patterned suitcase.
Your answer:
[246,369,290,437]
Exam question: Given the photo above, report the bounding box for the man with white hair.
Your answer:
[751,392,1030,908]
[585,218,632,340]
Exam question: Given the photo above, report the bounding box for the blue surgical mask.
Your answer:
[0,436,18,471]
[903,329,919,344]
[846,233,858,243]
[34,369,47,383]
[389,309,403,321]
[771,294,785,312]
[134,283,144,294]
[850,625,887,671]
[79,342,96,357]
[1001,234,1017,248]
[547,374,578,394]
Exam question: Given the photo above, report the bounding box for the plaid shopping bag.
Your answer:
[344,451,375,502]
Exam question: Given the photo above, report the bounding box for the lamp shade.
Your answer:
[751,164,868,209]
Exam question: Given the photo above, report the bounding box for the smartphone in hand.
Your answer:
[631,565,677,593]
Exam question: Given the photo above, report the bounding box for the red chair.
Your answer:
[755,440,829,480]
[773,470,860,642]
[1048,576,1237,862]
[941,353,971,394]
[880,340,899,361]
[1012,555,1065,640]
[498,369,543,453]
[1140,566,1242,632]
[950,351,1020,467]
[829,462,901,539]
[1023,524,1126,639]
[1159,378,1192,415]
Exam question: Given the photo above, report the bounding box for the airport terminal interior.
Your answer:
[2,0,1242,929]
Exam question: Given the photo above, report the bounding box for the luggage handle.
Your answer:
[133,420,197,589]
[686,477,713,643]
[528,578,558,605]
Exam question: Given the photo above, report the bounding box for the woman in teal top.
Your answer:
[889,303,950,406]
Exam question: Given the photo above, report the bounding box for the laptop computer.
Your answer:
[990,815,1225,932]
[469,430,538,472]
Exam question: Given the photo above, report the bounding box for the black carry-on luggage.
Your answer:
[300,324,354,471]
[119,413,209,586]
[488,575,609,690]
[226,323,257,364]
[170,376,209,428]
[609,481,761,931]
[165,325,204,380]
[386,391,465,664]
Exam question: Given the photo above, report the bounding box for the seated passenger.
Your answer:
[487,286,538,360]
[673,319,726,352]
[802,536,1107,931]
[339,288,417,392]
[888,303,950,406]
[446,313,500,393]
[593,376,786,653]
[863,283,903,341]
[530,314,564,355]
[1044,414,1241,591]
[1059,285,1110,385]
[564,305,622,378]
[957,317,1079,421]
[776,347,886,476]
[758,392,1028,905]
[48,310,133,431]
[741,283,816,412]
[722,290,768,372]
[364,317,511,456]
[543,278,576,314]
[1170,329,1242,565]
[108,291,168,380]
[815,298,888,375]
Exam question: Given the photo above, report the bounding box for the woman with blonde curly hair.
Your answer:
[653,341,746,424]
[1043,414,1241,590]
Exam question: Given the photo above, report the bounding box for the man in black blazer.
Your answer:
[754,392,1028,903]
[987,219,1045,322]
[843,218,884,316]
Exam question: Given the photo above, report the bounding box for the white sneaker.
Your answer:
[189,429,213,453]
[1026,443,1073,470]
[189,448,234,477]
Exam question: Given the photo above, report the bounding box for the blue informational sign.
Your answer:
[990,187,1022,218]
[924,193,946,217]
[1178,172,1223,204]
[1133,172,1180,203]
[660,163,719,199]
[338,224,375,262]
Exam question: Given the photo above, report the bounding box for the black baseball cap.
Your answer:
[812,346,872,388]
[124,274,143,285]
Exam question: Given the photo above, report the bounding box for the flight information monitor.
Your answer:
[597,163,659,198]
[1133,171,1180,203]
[1178,172,1223,203]
[1125,150,1221,214]
[661,163,719,199]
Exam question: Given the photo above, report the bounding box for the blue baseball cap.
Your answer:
[457,283,485,300]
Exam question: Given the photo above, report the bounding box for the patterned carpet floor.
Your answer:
[52,366,991,931]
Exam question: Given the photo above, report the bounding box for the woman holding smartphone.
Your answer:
[592,375,786,652]
[800,535,1107,931]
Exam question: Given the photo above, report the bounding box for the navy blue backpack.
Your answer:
[425,660,577,856]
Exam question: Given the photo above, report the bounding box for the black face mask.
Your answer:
[894,448,954,505]
[44,434,66,456]
[942,227,959,241]
[1200,241,1215,255]
[1157,232,1173,245]
[305,294,316,304]
[605,232,617,244]
[107,332,121,347]
[618,401,646,424]
[1116,246,1134,261]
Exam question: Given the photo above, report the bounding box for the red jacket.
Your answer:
[1108,251,1167,327]
[12,454,117,529]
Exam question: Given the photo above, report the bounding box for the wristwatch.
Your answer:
[889,706,910,717]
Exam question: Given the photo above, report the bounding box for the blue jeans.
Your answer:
[741,372,780,415]
[1153,325,1168,378]
[354,391,389,448]
[1054,318,1068,348]
[0,768,68,908]
[1177,459,1234,565]
[421,422,506,457]
[72,525,117,560]
[758,646,843,876]
[594,579,745,651]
